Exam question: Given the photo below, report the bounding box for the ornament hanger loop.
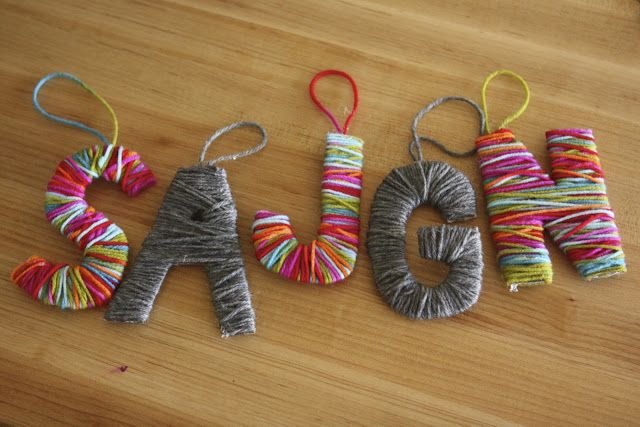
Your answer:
[199,121,268,166]
[32,72,119,146]
[309,69,359,134]
[480,69,530,134]
[410,96,486,162]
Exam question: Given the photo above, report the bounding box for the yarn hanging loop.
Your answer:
[32,72,119,146]
[199,121,268,166]
[480,69,530,134]
[10,73,156,310]
[252,70,364,285]
[409,96,486,161]
[309,69,359,134]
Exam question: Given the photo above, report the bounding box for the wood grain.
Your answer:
[1,0,639,425]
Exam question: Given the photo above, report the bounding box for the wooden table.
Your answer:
[1,1,639,425]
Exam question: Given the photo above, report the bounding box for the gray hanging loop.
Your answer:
[199,121,268,166]
[409,96,486,162]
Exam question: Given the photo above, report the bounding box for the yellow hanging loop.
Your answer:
[481,69,530,134]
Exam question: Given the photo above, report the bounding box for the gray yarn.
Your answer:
[367,160,483,319]
[409,96,486,161]
[370,96,486,319]
[199,121,268,166]
[105,122,268,337]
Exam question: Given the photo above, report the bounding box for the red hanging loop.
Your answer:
[309,69,359,134]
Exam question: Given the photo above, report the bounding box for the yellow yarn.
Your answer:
[77,79,119,145]
[481,69,530,134]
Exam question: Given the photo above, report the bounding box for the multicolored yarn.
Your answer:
[252,69,364,284]
[476,70,625,290]
[476,129,625,290]
[10,72,156,309]
[12,145,155,308]
[253,133,363,284]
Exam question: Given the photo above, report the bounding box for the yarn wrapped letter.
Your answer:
[476,128,626,290]
[253,133,363,284]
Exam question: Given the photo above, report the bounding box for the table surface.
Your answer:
[1,0,639,425]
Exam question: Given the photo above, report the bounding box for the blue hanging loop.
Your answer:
[32,72,119,146]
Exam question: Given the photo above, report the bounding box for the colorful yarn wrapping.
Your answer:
[11,145,156,309]
[252,133,363,284]
[476,128,626,290]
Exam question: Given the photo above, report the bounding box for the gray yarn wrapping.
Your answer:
[105,166,256,337]
[367,160,483,319]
